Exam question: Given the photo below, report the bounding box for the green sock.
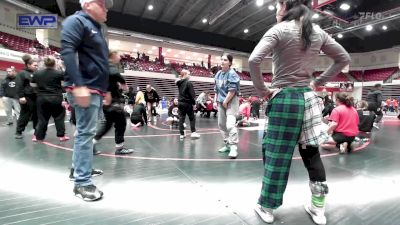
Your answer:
[312,195,325,208]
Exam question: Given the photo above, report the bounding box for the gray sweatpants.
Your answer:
[2,97,20,123]
[217,96,239,145]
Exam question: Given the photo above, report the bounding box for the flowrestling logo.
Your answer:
[17,14,58,29]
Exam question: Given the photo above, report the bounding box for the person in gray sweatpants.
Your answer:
[213,54,240,159]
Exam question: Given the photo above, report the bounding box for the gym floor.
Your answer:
[0,113,399,225]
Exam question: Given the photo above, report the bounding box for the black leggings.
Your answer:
[298,145,326,182]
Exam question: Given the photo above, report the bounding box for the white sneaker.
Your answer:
[304,204,327,225]
[218,145,230,153]
[339,142,348,154]
[180,135,185,140]
[254,204,274,223]
[191,132,200,139]
[228,145,238,159]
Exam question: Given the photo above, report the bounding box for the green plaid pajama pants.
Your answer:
[258,87,316,209]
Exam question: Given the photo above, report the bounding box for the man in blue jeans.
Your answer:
[61,0,113,201]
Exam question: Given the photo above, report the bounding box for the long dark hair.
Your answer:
[279,0,313,50]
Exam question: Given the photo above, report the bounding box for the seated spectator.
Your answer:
[236,99,251,127]
[166,98,180,128]
[130,91,148,128]
[356,100,376,133]
[321,93,359,154]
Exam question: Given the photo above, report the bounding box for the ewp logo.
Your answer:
[17,14,58,29]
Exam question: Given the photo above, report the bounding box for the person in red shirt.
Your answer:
[323,92,359,154]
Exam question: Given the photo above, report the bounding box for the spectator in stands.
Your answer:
[61,0,113,201]
[31,56,69,142]
[166,98,180,129]
[0,67,20,125]
[176,69,200,139]
[15,54,38,140]
[366,83,383,125]
[144,84,160,122]
[322,92,359,154]
[248,0,351,223]
[130,91,147,127]
[214,54,240,159]
[92,50,134,155]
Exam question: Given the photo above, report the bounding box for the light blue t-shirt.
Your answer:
[214,68,240,103]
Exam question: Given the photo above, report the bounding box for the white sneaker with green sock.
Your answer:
[305,181,328,225]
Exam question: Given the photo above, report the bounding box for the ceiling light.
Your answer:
[337,34,343,38]
[366,25,373,31]
[147,4,154,11]
[382,25,388,30]
[244,29,249,33]
[340,3,350,11]
[256,0,264,7]
[312,14,319,19]
[202,18,208,24]
[268,5,275,11]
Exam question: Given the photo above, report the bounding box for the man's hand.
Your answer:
[19,97,27,104]
[222,101,228,109]
[103,92,112,106]
[72,86,91,108]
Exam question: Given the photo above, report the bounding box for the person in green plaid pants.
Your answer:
[248,0,351,224]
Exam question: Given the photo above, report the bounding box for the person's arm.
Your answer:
[327,108,339,134]
[168,105,173,117]
[60,16,85,87]
[314,30,351,86]
[248,25,280,98]
[327,121,338,135]
[188,82,196,105]
[377,93,383,106]
[223,72,240,108]
[0,80,5,97]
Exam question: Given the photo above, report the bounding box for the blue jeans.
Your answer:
[67,93,102,186]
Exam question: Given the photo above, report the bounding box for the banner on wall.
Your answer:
[16,14,58,29]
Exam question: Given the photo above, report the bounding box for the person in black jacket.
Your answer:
[0,67,20,125]
[176,69,200,139]
[93,51,134,155]
[15,54,38,139]
[144,84,160,122]
[31,57,69,141]
[366,83,383,124]
[130,91,147,127]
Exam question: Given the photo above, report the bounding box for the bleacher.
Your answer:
[122,75,258,100]
[0,31,60,56]
[363,67,398,81]
[313,71,349,82]
[171,63,212,77]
